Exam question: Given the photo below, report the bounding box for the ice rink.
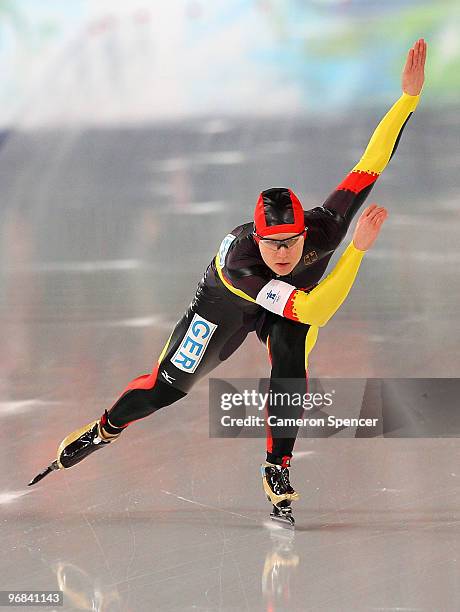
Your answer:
[1,103,459,611]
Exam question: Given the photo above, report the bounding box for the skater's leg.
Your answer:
[105,304,253,429]
[29,294,253,484]
[256,313,319,522]
[261,315,316,465]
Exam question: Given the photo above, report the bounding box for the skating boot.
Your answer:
[261,459,300,528]
[28,410,124,486]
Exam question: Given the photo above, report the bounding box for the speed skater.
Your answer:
[29,39,427,527]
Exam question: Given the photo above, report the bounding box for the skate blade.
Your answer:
[270,513,295,529]
[28,460,60,486]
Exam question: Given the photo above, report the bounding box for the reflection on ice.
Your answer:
[262,528,300,608]
[54,561,122,612]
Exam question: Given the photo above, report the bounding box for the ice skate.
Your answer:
[270,500,296,527]
[261,461,299,528]
[28,410,123,486]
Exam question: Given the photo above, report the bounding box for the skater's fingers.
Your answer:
[403,48,413,72]
[413,40,420,68]
[369,213,387,227]
[372,210,388,226]
[417,38,425,67]
[416,38,424,67]
[367,206,385,221]
[372,214,386,226]
[363,204,378,218]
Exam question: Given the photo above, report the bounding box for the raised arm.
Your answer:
[322,39,427,228]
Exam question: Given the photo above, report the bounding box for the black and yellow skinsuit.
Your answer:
[30,92,420,484]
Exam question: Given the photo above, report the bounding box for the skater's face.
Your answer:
[257,231,305,276]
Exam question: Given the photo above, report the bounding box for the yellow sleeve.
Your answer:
[352,92,420,175]
[284,242,365,326]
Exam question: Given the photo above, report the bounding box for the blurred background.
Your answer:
[1,3,460,610]
[1,0,460,126]
[1,0,459,393]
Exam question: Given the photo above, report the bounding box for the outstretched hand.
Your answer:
[353,204,388,252]
[402,38,427,96]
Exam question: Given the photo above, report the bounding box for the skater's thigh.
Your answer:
[260,314,311,377]
[158,300,250,393]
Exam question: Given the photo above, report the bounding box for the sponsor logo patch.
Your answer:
[218,234,236,266]
[256,279,295,316]
[161,370,176,384]
[171,313,218,373]
[266,289,280,303]
[304,250,318,266]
